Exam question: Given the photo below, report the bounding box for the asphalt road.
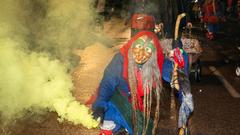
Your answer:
[184,20,240,135]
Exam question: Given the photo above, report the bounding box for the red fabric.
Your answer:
[99,129,113,135]
[120,31,164,81]
[227,0,232,7]
[203,2,219,23]
[173,48,185,68]
[120,31,164,111]
[136,68,143,96]
[203,15,218,23]
[135,68,143,111]
[131,14,155,30]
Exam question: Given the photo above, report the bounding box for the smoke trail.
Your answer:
[0,0,100,130]
[32,0,98,68]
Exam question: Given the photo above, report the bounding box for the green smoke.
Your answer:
[0,0,100,130]
[0,40,98,128]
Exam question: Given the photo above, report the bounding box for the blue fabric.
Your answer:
[178,93,194,128]
[93,53,130,110]
[207,24,219,33]
[162,51,189,82]
[92,53,132,133]
[177,90,184,103]
[104,102,133,134]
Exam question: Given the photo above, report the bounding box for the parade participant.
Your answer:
[202,0,220,40]
[91,31,164,135]
[125,0,161,37]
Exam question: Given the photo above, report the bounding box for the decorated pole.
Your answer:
[172,13,186,91]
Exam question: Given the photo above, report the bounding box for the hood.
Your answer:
[120,31,164,79]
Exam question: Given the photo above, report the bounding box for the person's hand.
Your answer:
[154,22,163,33]
[178,125,186,135]
[167,49,174,58]
[159,22,164,29]
[178,127,185,135]
[187,22,192,29]
[92,107,105,123]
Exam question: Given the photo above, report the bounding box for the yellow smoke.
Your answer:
[0,40,99,128]
[0,0,100,130]
[34,0,99,68]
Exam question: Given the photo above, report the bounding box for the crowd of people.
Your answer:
[200,0,240,40]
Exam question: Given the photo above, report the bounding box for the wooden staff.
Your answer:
[174,13,186,41]
[172,63,180,90]
[172,13,186,91]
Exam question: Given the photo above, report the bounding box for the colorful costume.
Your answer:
[91,31,194,135]
[92,31,164,135]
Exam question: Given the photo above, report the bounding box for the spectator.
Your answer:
[202,0,220,40]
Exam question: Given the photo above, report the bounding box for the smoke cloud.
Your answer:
[0,0,100,130]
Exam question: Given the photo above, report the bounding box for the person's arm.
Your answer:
[92,53,124,110]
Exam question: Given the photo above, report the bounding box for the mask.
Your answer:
[132,35,155,65]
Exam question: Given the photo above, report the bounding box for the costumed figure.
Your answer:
[125,0,160,37]
[91,31,164,135]
[202,0,219,40]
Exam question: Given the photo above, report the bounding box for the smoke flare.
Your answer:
[0,0,100,130]
[0,40,99,128]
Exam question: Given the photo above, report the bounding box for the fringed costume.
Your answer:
[92,31,164,135]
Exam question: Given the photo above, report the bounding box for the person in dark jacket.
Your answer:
[202,0,220,40]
